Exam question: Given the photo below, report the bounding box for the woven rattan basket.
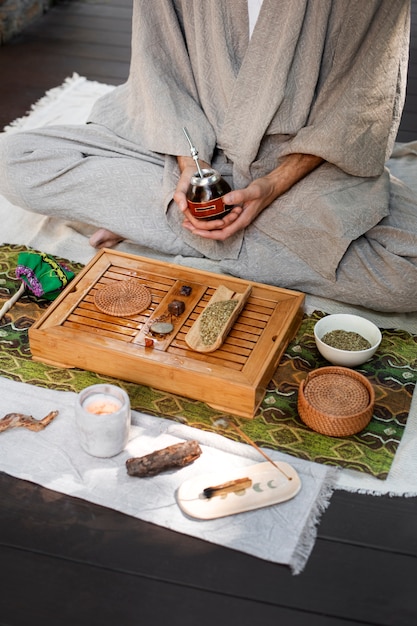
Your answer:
[297,366,375,437]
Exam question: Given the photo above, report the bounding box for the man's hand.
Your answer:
[177,153,323,241]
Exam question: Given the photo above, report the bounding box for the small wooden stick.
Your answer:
[0,282,25,321]
[203,477,252,499]
[213,418,293,482]
[0,410,59,433]
[126,440,202,477]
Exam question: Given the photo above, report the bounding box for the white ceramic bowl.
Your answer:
[314,314,382,367]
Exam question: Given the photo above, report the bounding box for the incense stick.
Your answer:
[213,418,293,481]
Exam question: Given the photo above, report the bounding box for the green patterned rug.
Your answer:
[1,244,416,479]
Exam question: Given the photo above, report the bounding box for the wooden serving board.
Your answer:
[28,249,305,418]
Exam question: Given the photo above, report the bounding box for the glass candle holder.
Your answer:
[75,384,131,457]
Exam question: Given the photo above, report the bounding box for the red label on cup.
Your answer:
[187,196,230,220]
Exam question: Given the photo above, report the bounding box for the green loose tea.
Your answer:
[200,299,238,345]
[321,329,372,351]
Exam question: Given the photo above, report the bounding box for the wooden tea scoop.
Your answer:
[185,284,251,353]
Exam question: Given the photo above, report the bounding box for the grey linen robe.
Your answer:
[1,0,416,311]
[87,0,410,283]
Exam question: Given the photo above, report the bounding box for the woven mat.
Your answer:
[1,243,416,479]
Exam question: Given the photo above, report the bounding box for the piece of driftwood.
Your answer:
[0,410,59,433]
[126,440,202,477]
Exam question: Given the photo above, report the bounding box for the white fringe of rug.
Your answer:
[290,476,335,574]
[3,72,114,133]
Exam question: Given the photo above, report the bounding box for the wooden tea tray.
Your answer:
[29,249,304,418]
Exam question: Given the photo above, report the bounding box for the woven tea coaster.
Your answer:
[94,279,151,317]
[298,366,375,437]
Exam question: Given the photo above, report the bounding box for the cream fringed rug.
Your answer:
[1,76,417,575]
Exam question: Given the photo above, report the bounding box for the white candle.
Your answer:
[83,393,122,415]
[75,384,131,458]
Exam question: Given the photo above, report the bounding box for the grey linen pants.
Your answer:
[1,123,417,312]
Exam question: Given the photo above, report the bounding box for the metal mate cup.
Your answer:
[186,167,233,220]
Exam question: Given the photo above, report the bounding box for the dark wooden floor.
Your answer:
[0,2,417,625]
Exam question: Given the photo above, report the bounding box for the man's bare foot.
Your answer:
[89,228,125,249]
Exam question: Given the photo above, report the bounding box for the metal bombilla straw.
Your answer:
[183,127,204,178]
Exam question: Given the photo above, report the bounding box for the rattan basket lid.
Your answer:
[94,279,151,317]
[297,366,375,437]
